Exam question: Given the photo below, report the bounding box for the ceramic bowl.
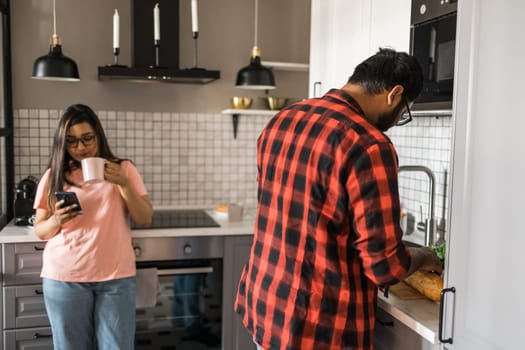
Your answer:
[230,97,253,109]
[261,97,289,110]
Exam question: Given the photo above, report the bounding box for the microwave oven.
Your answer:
[410,0,457,111]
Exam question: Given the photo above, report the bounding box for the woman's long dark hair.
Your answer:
[45,104,120,211]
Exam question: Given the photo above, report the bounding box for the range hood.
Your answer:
[98,66,220,84]
[98,0,220,84]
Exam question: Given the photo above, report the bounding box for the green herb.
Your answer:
[431,242,446,265]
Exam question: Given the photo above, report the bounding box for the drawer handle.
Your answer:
[34,289,44,295]
[33,246,45,251]
[156,266,214,276]
[376,319,394,327]
[34,332,53,339]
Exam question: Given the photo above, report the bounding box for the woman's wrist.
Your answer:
[50,214,61,228]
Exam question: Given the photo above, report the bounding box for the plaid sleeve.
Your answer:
[346,141,410,285]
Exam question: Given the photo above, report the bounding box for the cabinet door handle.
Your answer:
[34,289,44,295]
[34,332,53,339]
[313,81,322,97]
[33,246,45,251]
[439,286,456,344]
[156,266,213,276]
[376,319,394,327]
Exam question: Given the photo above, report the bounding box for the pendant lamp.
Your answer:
[235,0,275,90]
[32,0,80,81]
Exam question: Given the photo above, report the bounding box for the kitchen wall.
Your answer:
[11,0,310,111]
[15,107,452,222]
[388,114,453,237]
[14,108,268,208]
[10,1,452,233]
[10,0,310,208]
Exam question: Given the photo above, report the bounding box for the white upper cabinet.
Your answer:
[309,0,411,98]
[309,0,369,97]
[368,0,411,54]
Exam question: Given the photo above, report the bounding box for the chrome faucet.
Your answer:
[398,165,436,246]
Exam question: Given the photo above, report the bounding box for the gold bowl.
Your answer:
[230,97,253,109]
[262,97,289,110]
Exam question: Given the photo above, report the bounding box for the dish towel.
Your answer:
[135,268,159,309]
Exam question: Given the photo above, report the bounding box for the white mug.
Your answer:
[81,157,105,183]
[228,203,244,222]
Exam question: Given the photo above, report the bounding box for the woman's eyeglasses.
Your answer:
[66,133,97,148]
[396,99,413,126]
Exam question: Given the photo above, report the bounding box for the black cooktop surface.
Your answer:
[132,209,220,229]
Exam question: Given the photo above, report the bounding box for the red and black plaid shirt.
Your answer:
[234,89,411,350]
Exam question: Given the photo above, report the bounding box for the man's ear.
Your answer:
[387,85,405,106]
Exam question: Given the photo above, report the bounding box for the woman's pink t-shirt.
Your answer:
[34,160,148,282]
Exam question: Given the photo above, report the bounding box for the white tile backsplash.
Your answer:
[14,109,274,209]
[14,109,453,233]
[387,114,453,236]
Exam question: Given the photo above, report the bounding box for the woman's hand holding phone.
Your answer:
[52,192,83,226]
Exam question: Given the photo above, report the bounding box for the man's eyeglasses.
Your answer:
[66,133,97,148]
[396,99,413,126]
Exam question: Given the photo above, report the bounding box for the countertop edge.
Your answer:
[0,209,256,243]
[377,292,439,344]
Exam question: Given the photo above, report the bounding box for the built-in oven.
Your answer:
[132,210,223,350]
[410,0,457,110]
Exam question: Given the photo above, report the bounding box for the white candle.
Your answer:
[113,9,119,49]
[191,0,199,33]
[153,3,160,41]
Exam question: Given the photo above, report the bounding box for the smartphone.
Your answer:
[54,191,83,214]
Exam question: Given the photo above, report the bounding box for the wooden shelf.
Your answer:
[262,61,309,72]
[221,109,276,116]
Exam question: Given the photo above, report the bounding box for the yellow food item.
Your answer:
[215,204,228,213]
[405,270,444,302]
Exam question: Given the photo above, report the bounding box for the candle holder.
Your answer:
[106,48,127,67]
[188,32,204,71]
[150,40,167,69]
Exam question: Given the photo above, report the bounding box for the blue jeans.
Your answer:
[42,277,136,350]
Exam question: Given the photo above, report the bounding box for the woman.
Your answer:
[33,104,153,350]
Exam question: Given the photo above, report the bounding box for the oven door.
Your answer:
[135,259,222,350]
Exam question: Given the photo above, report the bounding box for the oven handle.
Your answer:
[154,266,214,276]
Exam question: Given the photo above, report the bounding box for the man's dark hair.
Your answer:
[348,48,424,102]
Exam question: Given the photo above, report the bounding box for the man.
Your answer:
[234,48,443,350]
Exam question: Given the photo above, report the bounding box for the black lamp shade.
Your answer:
[32,44,80,82]
[236,55,275,90]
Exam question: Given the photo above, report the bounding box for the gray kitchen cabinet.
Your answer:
[3,327,53,349]
[222,235,256,350]
[374,308,438,350]
[2,243,46,285]
[2,242,53,350]
[3,285,48,329]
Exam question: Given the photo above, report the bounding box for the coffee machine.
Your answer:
[14,177,37,226]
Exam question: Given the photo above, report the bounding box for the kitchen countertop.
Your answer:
[0,207,438,343]
[378,291,439,344]
[0,207,256,243]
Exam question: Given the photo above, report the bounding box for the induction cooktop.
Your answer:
[132,209,220,229]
